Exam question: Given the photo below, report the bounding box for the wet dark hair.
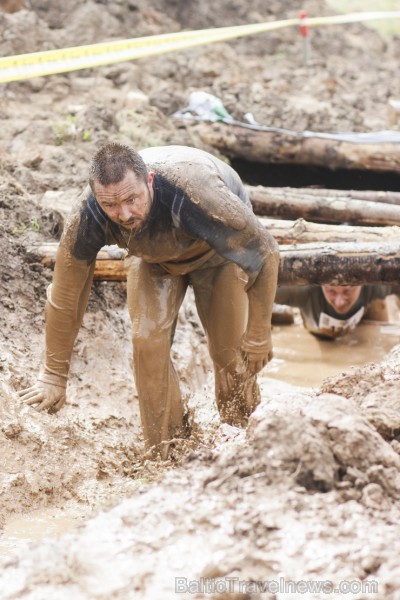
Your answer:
[88,142,148,190]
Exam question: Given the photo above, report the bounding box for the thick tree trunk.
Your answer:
[198,122,400,172]
[278,242,400,285]
[249,186,400,225]
[29,241,400,285]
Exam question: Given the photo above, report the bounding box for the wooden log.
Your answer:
[198,122,400,172]
[30,219,400,262]
[33,244,127,281]
[266,187,400,205]
[260,218,400,244]
[28,241,400,285]
[88,259,126,281]
[278,242,400,285]
[37,187,400,215]
[249,186,400,226]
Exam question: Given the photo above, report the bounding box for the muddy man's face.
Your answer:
[322,285,363,315]
[94,169,154,230]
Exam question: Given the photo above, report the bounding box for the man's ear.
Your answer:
[147,171,155,186]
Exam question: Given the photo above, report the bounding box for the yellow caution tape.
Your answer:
[1,11,400,84]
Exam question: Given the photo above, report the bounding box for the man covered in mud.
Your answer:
[19,143,279,456]
[275,284,400,339]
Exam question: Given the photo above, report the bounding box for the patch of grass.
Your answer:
[11,216,41,236]
[52,114,77,146]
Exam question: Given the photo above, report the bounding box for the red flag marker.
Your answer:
[300,9,309,37]
[299,9,310,64]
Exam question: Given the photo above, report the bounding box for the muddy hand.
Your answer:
[244,349,273,375]
[18,381,66,413]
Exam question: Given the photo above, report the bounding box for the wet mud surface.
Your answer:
[1,0,400,598]
[267,317,400,387]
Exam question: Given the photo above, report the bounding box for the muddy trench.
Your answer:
[1,235,399,599]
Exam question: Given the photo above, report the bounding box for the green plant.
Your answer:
[30,216,40,232]
[82,129,91,142]
[53,114,77,146]
[11,216,41,236]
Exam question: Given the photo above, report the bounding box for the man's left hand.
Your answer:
[243,348,273,375]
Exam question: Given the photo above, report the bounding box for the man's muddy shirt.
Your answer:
[69,146,264,278]
[275,285,400,339]
[43,145,278,384]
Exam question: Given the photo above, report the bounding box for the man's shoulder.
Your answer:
[139,145,214,165]
[64,186,102,231]
[67,185,95,216]
[62,185,111,262]
[139,145,234,180]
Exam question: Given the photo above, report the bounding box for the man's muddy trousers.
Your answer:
[125,257,261,454]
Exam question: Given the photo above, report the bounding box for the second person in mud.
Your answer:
[275,284,400,339]
[20,143,279,456]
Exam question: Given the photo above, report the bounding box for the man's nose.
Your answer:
[119,204,132,222]
[334,295,347,308]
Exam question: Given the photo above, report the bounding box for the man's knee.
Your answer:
[132,329,171,362]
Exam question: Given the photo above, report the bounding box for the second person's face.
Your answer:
[322,285,362,314]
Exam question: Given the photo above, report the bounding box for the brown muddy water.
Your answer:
[1,316,399,559]
[0,509,83,557]
[265,319,400,388]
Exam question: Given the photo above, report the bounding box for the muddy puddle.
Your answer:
[264,320,400,388]
[0,508,84,558]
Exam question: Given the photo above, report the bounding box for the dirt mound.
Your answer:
[1,378,400,597]
[321,345,400,440]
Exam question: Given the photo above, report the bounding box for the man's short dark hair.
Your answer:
[89,142,148,190]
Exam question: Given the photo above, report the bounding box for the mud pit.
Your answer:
[1,0,400,597]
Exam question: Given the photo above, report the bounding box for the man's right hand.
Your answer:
[18,381,66,413]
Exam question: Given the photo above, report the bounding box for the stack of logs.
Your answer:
[250,186,400,285]
[196,121,400,285]
[28,126,400,286]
